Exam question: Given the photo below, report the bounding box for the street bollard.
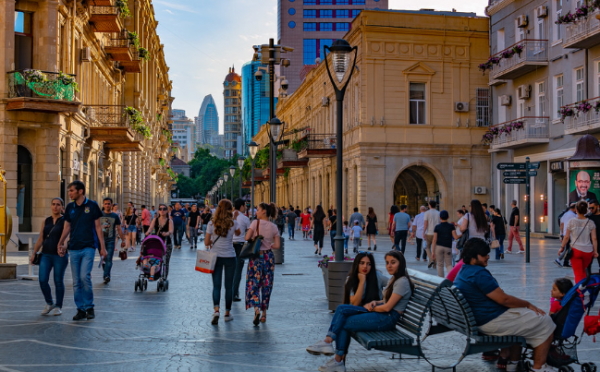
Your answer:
[16,232,39,280]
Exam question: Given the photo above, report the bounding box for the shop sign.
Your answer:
[98,169,104,179]
[570,161,600,169]
[83,162,88,174]
[72,160,80,175]
[550,161,564,172]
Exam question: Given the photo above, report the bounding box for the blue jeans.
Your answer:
[38,253,69,308]
[330,230,337,252]
[327,304,400,356]
[288,223,295,239]
[173,224,184,246]
[103,241,115,279]
[495,235,505,260]
[69,248,95,311]
[233,243,245,298]
[344,236,349,249]
[212,256,236,311]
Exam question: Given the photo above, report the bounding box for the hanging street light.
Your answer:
[229,165,236,200]
[248,142,259,219]
[266,117,284,204]
[237,156,245,203]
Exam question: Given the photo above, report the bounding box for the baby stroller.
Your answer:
[521,273,600,372]
[134,235,169,292]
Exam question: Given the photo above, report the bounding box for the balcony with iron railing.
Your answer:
[89,5,123,33]
[562,98,600,134]
[104,38,133,61]
[564,9,600,49]
[489,116,550,150]
[119,48,142,73]
[297,133,337,159]
[85,105,144,151]
[490,40,548,81]
[6,70,80,113]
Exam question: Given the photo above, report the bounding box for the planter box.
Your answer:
[321,266,330,300]
[0,263,17,280]
[281,148,298,161]
[326,261,353,311]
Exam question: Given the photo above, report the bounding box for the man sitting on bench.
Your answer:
[454,238,556,372]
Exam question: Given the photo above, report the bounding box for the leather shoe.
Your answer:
[233,296,242,302]
[86,308,95,320]
[73,310,87,321]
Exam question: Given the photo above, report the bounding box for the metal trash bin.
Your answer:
[274,237,284,264]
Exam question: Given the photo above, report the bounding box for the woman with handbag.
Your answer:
[244,202,280,326]
[205,199,241,325]
[459,199,489,241]
[147,204,174,277]
[559,200,599,283]
[490,208,507,260]
[31,197,68,316]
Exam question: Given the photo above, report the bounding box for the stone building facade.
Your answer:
[223,67,241,159]
[1,0,174,248]
[252,9,492,222]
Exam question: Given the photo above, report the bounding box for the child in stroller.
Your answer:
[134,235,169,292]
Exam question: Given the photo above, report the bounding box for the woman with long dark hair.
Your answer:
[312,205,327,255]
[343,252,388,306]
[307,251,413,370]
[365,207,378,251]
[459,199,489,240]
[388,205,400,247]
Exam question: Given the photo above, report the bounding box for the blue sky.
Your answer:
[154,0,487,134]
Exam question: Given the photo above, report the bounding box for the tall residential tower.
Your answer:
[223,67,242,159]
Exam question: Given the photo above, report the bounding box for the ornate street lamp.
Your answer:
[266,117,284,204]
[218,177,223,201]
[223,173,229,200]
[324,39,357,262]
[237,156,245,202]
[248,141,259,219]
[229,165,236,200]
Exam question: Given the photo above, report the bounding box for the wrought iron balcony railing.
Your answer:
[490,116,549,150]
[564,9,600,49]
[490,40,548,80]
[562,99,600,134]
[298,133,337,159]
[7,70,77,101]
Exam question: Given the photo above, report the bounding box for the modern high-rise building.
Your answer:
[277,0,388,93]
[198,94,219,145]
[223,66,242,159]
[170,109,196,159]
[241,61,278,155]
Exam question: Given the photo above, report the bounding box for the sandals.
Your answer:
[253,312,261,326]
[260,314,267,323]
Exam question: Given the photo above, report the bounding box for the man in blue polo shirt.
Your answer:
[171,202,186,249]
[57,181,106,321]
[454,238,555,372]
[391,204,411,254]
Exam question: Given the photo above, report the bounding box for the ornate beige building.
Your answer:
[223,66,241,159]
[1,0,174,248]
[252,9,492,221]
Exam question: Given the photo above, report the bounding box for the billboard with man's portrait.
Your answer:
[569,169,600,203]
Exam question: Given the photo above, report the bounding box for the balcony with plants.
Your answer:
[481,40,548,81]
[85,105,151,151]
[563,1,600,49]
[482,117,550,150]
[560,98,600,134]
[119,46,150,73]
[89,0,129,33]
[104,31,138,61]
[297,131,337,159]
[6,70,80,112]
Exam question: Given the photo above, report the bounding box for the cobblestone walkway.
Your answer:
[0,234,599,372]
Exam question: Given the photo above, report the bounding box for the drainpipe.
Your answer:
[71,1,76,74]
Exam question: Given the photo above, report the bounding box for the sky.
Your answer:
[154,0,488,135]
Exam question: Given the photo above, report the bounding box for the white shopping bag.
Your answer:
[195,249,217,274]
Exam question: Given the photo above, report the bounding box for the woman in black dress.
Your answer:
[311,205,327,255]
[365,207,379,251]
[147,204,174,277]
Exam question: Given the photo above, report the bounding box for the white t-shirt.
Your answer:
[233,211,250,244]
[424,209,440,235]
[567,217,596,253]
[456,216,466,237]
[206,220,239,258]
[413,212,425,239]
[561,210,577,236]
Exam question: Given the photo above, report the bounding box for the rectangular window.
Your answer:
[476,88,490,127]
[409,83,426,125]
[304,22,317,31]
[556,0,562,41]
[320,22,333,31]
[303,39,317,64]
[304,9,317,18]
[225,124,230,131]
[304,0,317,4]
[353,0,366,4]
[320,0,333,4]
[596,61,600,97]
[536,17,545,40]
[576,67,585,102]
[537,81,546,117]
[336,23,350,32]
[497,29,505,54]
[337,0,349,5]
[336,9,349,18]
[320,10,333,18]
[515,19,525,42]
[14,11,33,70]
[351,9,361,18]
[555,75,563,119]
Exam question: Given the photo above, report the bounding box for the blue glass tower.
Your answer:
[241,61,277,155]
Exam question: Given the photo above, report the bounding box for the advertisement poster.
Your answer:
[569,169,600,204]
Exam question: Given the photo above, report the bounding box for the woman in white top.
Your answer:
[205,199,241,324]
[559,200,599,283]
[459,199,489,240]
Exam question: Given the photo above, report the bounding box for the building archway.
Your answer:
[393,165,441,216]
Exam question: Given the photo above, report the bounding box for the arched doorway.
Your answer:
[393,166,440,216]
[17,145,33,232]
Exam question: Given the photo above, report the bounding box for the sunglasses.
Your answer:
[159,207,167,211]
[357,251,372,256]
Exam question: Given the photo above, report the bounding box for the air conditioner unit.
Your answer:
[81,47,92,62]
[536,5,548,18]
[517,84,531,100]
[517,14,529,28]
[474,186,488,195]
[322,97,330,107]
[500,95,512,106]
[454,102,469,112]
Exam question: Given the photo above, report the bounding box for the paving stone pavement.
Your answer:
[1,233,599,372]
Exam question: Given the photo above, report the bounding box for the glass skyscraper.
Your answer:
[198,94,219,145]
[241,61,277,155]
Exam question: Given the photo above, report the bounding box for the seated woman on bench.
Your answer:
[306,251,413,372]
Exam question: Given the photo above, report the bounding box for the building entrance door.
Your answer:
[17,145,33,232]
[393,166,440,216]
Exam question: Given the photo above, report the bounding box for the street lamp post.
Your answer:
[237,157,245,202]
[229,166,236,200]
[218,177,223,201]
[223,173,229,200]
[267,117,283,205]
[324,39,358,262]
[249,142,259,219]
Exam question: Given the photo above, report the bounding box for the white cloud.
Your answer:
[165,9,174,14]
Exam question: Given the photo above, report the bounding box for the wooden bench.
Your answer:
[351,268,526,371]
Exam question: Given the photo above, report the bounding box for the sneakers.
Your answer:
[554,259,563,268]
[233,296,242,302]
[41,304,55,315]
[103,277,110,284]
[374,245,377,251]
[224,314,234,322]
[211,312,220,325]
[73,310,87,321]
[306,340,335,356]
[517,250,525,254]
[532,364,556,372]
[49,307,62,316]
[86,308,95,320]
[318,357,346,372]
[428,261,436,269]
[506,361,519,372]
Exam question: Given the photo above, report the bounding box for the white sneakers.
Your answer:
[306,340,335,356]
[224,314,234,322]
[211,312,219,325]
[41,305,62,316]
[506,361,519,372]
[532,364,556,372]
[318,358,346,372]
[41,304,54,315]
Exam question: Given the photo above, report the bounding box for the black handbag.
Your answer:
[456,214,470,250]
[240,219,263,259]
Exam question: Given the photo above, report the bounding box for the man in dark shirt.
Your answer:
[57,181,106,321]
[286,208,297,240]
[507,200,524,254]
[294,206,302,230]
[170,203,186,249]
[100,197,125,284]
[455,238,555,372]
[586,200,600,271]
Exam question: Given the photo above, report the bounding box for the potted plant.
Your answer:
[138,47,150,62]
[127,31,140,48]
[116,0,131,18]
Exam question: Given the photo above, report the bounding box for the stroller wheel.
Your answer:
[144,280,148,291]
[135,281,139,292]
[157,281,162,292]
[582,363,597,372]
[559,366,574,372]
[165,280,169,291]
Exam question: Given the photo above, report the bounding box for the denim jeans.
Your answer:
[288,223,295,239]
[495,234,505,260]
[103,241,115,279]
[173,224,184,246]
[189,227,198,246]
[394,230,408,253]
[212,256,236,311]
[330,230,337,252]
[38,253,69,308]
[327,304,400,356]
[344,236,349,249]
[233,243,245,298]
[69,248,96,311]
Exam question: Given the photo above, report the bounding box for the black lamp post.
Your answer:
[237,157,245,202]
[218,177,223,201]
[324,39,358,262]
[248,141,259,219]
[223,173,229,200]
[267,117,284,204]
[229,165,236,200]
